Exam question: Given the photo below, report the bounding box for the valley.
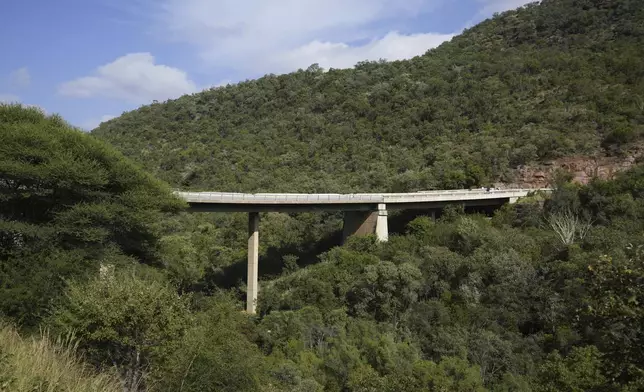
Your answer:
[1,0,644,391]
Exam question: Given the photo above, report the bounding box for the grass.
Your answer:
[0,323,121,392]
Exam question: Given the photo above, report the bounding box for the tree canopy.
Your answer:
[4,0,644,391]
[0,104,184,326]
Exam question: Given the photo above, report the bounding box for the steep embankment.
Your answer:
[94,0,644,192]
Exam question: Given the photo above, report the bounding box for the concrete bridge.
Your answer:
[176,188,546,313]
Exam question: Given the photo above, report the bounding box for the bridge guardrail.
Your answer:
[175,188,550,205]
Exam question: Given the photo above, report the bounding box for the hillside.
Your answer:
[94,0,644,193]
[5,0,644,384]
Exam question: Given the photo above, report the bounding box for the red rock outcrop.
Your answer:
[498,150,643,189]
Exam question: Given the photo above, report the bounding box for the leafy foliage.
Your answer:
[95,0,644,193]
[151,293,270,392]
[6,1,644,391]
[0,104,184,326]
[48,270,191,391]
[233,164,644,391]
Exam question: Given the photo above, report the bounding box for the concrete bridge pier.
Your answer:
[247,212,259,314]
[342,204,389,243]
[375,203,388,242]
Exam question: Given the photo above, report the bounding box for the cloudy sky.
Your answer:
[1,0,534,130]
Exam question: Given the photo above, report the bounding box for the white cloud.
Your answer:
[476,0,538,16]
[124,0,541,78]
[153,0,448,74]
[0,94,20,103]
[277,31,454,71]
[202,80,233,90]
[58,53,198,104]
[81,114,116,131]
[9,68,30,88]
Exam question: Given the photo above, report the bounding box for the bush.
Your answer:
[48,269,191,391]
[0,323,120,392]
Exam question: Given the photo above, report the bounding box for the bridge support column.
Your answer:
[375,204,388,242]
[509,197,519,204]
[247,212,259,314]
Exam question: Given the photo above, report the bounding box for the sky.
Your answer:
[0,0,536,130]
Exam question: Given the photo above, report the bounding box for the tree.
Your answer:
[152,293,270,392]
[413,357,487,392]
[48,269,191,391]
[547,209,592,246]
[347,261,422,324]
[535,346,605,392]
[581,248,644,384]
[0,104,184,326]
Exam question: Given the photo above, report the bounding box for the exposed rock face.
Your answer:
[500,151,642,189]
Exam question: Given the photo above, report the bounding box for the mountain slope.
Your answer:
[94,0,644,193]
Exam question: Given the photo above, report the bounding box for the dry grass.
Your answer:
[0,323,121,392]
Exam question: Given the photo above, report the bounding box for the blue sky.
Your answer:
[0,0,533,130]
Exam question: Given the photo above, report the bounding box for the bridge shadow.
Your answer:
[387,204,502,233]
[203,226,344,293]
[202,203,503,295]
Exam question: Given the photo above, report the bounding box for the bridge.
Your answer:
[176,188,547,313]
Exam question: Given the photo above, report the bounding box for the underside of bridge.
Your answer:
[342,203,389,243]
[184,193,529,314]
[244,205,389,314]
[242,201,500,314]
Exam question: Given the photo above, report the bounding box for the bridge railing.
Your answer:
[176,188,549,204]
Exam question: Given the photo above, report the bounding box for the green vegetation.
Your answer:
[3,0,644,390]
[6,104,644,390]
[48,270,192,391]
[0,104,184,327]
[0,323,121,392]
[95,0,644,193]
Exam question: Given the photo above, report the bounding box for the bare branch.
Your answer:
[548,209,592,245]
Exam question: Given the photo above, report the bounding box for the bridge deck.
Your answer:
[176,189,546,212]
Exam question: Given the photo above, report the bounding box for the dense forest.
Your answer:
[95,0,644,193]
[3,0,644,391]
[4,104,644,391]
